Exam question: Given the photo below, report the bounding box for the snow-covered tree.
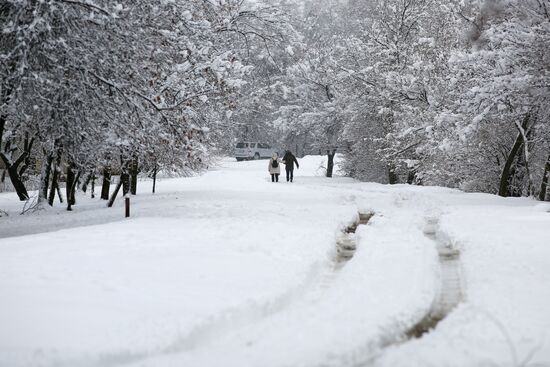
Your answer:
[1,0,293,209]
[435,0,550,198]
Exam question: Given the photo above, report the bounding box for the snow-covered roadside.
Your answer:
[1,156,549,367]
[0,171,215,239]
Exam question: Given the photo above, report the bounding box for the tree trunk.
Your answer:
[70,171,81,207]
[81,171,93,193]
[0,114,5,148]
[130,156,138,195]
[100,167,111,200]
[66,165,80,211]
[122,172,130,196]
[18,134,34,179]
[326,149,337,178]
[407,168,416,184]
[48,161,60,206]
[388,162,398,184]
[515,115,535,196]
[538,153,550,201]
[152,165,157,194]
[107,179,123,207]
[499,115,530,197]
[0,153,30,201]
[39,153,53,202]
[6,164,29,200]
[90,172,95,199]
[66,165,75,207]
[56,185,64,203]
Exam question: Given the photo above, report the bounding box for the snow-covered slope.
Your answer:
[1,156,549,367]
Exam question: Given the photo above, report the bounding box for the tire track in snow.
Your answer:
[316,212,374,292]
[405,216,464,338]
[336,212,373,264]
[362,215,464,367]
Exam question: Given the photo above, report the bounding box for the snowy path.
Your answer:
[1,156,550,367]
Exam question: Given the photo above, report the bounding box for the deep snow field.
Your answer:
[1,156,549,367]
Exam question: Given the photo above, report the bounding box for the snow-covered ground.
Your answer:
[1,156,549,367]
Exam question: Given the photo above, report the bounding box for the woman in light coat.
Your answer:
[268,152,281,182]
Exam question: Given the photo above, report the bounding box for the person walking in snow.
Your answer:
[268,152,281,182]
[282,150,299,182]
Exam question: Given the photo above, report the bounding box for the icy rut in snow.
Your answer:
[336,212,373,263]
[406,217,463,338]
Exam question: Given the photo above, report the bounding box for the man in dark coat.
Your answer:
[282,150,299,182]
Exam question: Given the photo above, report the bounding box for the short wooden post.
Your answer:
[125,196,130,218]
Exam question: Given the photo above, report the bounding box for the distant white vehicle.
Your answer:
[235,142,276,161]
